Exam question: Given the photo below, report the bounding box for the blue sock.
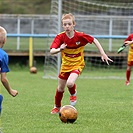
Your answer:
[0,95,3,114]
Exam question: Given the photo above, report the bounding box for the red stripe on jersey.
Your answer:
[64,52,81,58]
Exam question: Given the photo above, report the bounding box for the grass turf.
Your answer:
[0,69,132,133]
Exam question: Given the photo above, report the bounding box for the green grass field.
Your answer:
[0,68,132,133]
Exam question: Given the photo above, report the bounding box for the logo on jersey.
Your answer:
[60,72,65,77]
[76,42,80,45]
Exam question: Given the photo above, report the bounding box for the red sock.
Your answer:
[126,70,131,81]
[55,89,64,108]
[68,84,76,95]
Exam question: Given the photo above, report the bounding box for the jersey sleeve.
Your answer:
[124,34,133,42]
[50,34,63,49]
[0,54,10,73]
[79,32,94,44]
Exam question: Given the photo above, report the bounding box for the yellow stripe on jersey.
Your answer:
[128,44,133,62]
[60,46,85,72]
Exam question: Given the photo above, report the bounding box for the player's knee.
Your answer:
[66,81,74,88]
[57,86,65,92]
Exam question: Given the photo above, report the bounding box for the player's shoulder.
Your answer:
[75,30,86,37]
[55,31,66,39]
[127,34,133,41]
[75,30,93,38]
[128,33,133,37]
[75,30,84,34]
[57,31,65,36]
[0,48,7,55]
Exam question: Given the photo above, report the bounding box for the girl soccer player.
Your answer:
[50,13,113,114]
[124,34,133,85]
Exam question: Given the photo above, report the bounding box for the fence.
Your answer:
[0,14,133,52]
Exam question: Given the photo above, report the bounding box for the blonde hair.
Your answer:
[62,13,76,25]
[0,26,7,44]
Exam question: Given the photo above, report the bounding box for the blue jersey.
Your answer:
[0,48,10,73]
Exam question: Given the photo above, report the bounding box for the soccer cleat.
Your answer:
[51,107,60,114]
[125,81,130,86]
[70,95,77,106]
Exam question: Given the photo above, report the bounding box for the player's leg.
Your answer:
[55,78,67,107]
[51,73,67,114]
[125,64,132,85]
[67,70,79,106]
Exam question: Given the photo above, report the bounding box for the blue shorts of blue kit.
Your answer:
[0,95,3,114]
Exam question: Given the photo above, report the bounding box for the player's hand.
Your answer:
[10,89,18,97]
[101,54,113,65]
[124,41,133,46]
[60,43,67,51]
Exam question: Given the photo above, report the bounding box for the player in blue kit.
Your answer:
[0,26,18,114]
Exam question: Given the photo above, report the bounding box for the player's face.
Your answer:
[62,19,75,33]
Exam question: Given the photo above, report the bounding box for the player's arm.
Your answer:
[50,48,61,54]
[50,43,67,54]
[1,73,18,97]
[124,34,133,46]
[93,38,113,65]
[124,40,133,46]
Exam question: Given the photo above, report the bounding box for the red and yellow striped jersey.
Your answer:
[124,34,133,62]
[50,30,94,72]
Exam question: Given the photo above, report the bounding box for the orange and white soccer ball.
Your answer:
[30,66,37,74]
[59,105,78,123]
